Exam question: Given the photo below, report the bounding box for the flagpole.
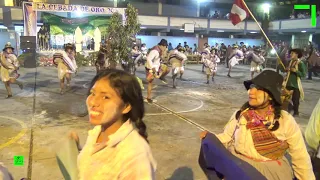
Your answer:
[241,0,286,69]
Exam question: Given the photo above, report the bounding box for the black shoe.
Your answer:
[19,83,23,90]
[144,98,157,103]
[159,77,167,84]
[173,85,177,89]
[227,74,231,78]
[293,113,299,117]
[206,80,209,84]
[6,95,12,99]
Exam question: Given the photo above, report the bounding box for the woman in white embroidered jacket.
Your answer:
[70,69,156,180]
[199,70,315,180]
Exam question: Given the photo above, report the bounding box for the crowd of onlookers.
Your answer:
[290,10,320,19]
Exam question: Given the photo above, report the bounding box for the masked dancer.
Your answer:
[53,43,78,95]
[0,42,23,98]
[168,46,187,88]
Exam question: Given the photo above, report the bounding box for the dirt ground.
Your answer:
[0,64,319,180]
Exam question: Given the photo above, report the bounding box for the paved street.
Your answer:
[0,64,319,180]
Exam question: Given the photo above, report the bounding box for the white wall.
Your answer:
[136,35,197,49]
[208,37,263,46]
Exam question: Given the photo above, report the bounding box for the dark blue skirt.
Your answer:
[198,133,267,180]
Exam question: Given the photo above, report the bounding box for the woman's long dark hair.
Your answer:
[236,90,282,131]
[88,69,148,142]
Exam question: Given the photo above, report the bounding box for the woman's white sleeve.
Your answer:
[216,111,238,144]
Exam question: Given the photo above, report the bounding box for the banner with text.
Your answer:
[23,2,37,36]
[33,3,125,15]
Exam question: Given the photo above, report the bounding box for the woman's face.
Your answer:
[5,48,13,54]
[248,84,271,107]
[66,48,72,54]
[290,52,298,59]
[86,78,131,126]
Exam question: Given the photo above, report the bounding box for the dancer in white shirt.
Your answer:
[227,45,244,78]
[70,69,156,180]
[201,43,211,72]
[202,49,220,84]
[246,47,265,79]
[144,39,169,103]
[168,46,187,88]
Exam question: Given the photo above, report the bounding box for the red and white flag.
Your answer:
[230,0,249,26]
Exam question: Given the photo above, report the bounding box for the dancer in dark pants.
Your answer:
[279,48,307,116]
[307,48,320,80]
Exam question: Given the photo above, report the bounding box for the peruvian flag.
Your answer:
[230,0,249,25]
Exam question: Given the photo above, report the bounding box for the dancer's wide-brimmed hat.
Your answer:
[64,43,75,51]
[3,42,14,51]
[244,70,283,105]
[177,46,186,52]
[158,39,168,47]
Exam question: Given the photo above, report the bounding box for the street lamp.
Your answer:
[262,3,271,14]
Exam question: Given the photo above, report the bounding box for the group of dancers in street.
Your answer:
[0,39,268,100]
[1,38,319,180]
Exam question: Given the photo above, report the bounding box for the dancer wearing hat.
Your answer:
[227,45,244,78]
[201,43,211,72]
[145,39,169,103]
[53,43,78,94]
[246,47,265,79]
[279,48,307,116]
[0,42,23,98]
[168,46,187,88]
[95,44,110,74]
[199,70,315,180]
[306,46,320,80]
[202,48,220,84]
